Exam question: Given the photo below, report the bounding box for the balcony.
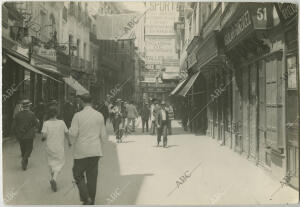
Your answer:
[85,60,93,74]
[80,57,85,70]
[57,50,71,66]
[69,2,77,17]
[70,56,81,71]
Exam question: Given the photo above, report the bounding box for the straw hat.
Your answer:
[22,99,32,110]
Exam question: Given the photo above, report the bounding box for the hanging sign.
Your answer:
[223,4,273,48]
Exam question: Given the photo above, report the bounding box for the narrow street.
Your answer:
[3,119,298,205]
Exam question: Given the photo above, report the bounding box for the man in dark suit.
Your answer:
[156,101,169,148]
[14,99,38,170]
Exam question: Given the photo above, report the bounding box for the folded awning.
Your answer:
[170,78,188,96]
[34,63,60,75]
[7,54,62,83]
[63,76,89,96]
[177,71,200,97]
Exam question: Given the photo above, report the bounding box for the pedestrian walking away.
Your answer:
[166,102,174,135]
[150,99,157,135]
[141,103,150,133]
[41,106,72,192]
[12,99,39,170]
[156,101,169,148]
[69,94,107,205]
[63,98,76,128]
[126,100,139,132]
[99,101,109,125]
[112,99,123,143]
[34,100,46,133]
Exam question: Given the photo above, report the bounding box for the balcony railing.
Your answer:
[85,60,93,74]
[57,51,71,66]
[70,56,81,71]
[79,57,85,70]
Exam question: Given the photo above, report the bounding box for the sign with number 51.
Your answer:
[251,4,272,29]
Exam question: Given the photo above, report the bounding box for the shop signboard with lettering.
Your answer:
[223,4,273,49]
[145,37,177,65]
[145,2,179,36]
[34,47,57,62]
[165,66,179,73]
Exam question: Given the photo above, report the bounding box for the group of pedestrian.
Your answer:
[11,94,176,204]
[12,94,107,205]
[109,99,138,143]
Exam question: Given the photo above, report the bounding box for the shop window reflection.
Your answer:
[24,70,31,99]
[42,76,47,101]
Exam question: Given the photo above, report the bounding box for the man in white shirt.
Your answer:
[69,94,107,205]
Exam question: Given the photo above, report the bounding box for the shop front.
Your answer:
[31,46,64,108]
[176,36,207,134]
[196,29,227,144]
[221,2,295,182]
[2,48,61,137]
[275,2,299,189]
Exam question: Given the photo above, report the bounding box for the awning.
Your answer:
[177,71,200,97]
[169,78,188,96]
[7,54,62,83]
[63,76,89,96]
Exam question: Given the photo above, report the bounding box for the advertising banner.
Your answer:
[145,37,177,65]
[145,2,179,36]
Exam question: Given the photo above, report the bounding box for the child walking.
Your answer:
[41,106,71,192]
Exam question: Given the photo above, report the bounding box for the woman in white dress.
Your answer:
[42,106,71,192]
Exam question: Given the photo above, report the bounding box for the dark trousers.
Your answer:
[182,117,188,131]
[73,156,100,204]
[113,119,121,140]
[157,121,168,146]
[151,120,156,134]
[168,120,172,135]
[19,139,34,159]
[142,119,148,132]
[127,118,135,132]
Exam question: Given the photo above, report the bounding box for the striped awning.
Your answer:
[177,71,200,97]
[7,54,61,83]
[169,78,188,96]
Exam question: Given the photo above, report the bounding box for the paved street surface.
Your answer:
[3,119,299,205]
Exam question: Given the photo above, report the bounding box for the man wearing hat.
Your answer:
[156,101,169,148]
[14,99,39,170]
[111,99,123,142]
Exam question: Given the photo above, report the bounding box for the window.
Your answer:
[121,41,124,49]
[208,3,212,15]
[92,55,96,71]
[92,24,96,34]
[49,14,56,37]
[62,7,68,22]
[23,70,31,100]
[40,10,47,41]
[83,42,86,60]
[69,35,73,55]
[77,39,80,57]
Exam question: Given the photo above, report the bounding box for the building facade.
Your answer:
[2,1,130,137]
[173,2,299,189]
